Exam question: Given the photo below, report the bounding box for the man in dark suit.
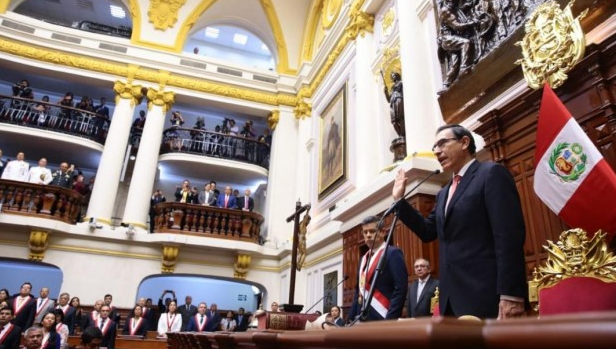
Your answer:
[394,124,527,319]
[234,307,249,332]
[407,258,439,318]
[198,183,217,206]
[178,296,197,331]
[237,189,254,212]
[55,293,76,334]
[348,216,408,322]
[217,186,237,209]
[0,306,22,349]
[10,282,35,330]
[96,305,116,349]
[149,190,166,233]
[207,303,221,331]
[186,303,216,332]
[104,294,120,324]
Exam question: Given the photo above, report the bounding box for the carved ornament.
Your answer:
[161,245,179,273]
[148,0,187,31]
[268,110,280,130]
[28,230,49,261]
[381,7,396,38]
[347,4,374,40]
[113,81,144,107]
[528,229,616,302]
[234,254,251,279]
[147,87,175,113]
[516,1,587,89]
[322,0,342,29]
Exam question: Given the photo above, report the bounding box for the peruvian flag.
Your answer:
[534,84,616,237]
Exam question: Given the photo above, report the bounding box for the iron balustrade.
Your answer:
[161,127,270,169]
[0,179,84,224]
[152,202,264,244]
[0,94,110,144]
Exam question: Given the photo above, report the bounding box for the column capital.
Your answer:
[268,109,280,130]
[347,5,374,40]
[146,87,175,113]
[113,80,144,107]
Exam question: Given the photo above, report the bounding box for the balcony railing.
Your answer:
[0,179,83,224]
[152,202,264,243]
[161,127,270,169]
[0,95,110,144]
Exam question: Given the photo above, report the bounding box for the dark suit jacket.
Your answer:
[150,195,166,215]
[186,314,217,332]
[9,295,35,329]
[122,317,148,337]
[56,305,77,334]
[236,196,254,211]
[234,314,249,332]
[348,246,408,321]
[206,310,221,330]
[407,277,439,318]
[99,319,116,349]
[0,159,6,178]
[217,194,237,209]
[0,323,21,349]
[398,160,527,318]
[334,317,345,327]
[178,304,197,331]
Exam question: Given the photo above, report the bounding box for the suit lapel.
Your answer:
[444,161,480,222]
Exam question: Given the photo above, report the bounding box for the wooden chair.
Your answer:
[529,228,616,315]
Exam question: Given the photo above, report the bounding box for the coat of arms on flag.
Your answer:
[548,142,586,182]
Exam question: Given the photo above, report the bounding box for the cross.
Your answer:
[285,199,311,306]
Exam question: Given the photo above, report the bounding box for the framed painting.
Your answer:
[318,84,347,200]
[323,271,338,313]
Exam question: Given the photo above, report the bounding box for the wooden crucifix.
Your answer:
[285,199,311,309]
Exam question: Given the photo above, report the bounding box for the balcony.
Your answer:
[161,127,270,169]
[0,94,110,144]
[0,179,83,224]
[152,202,263,244]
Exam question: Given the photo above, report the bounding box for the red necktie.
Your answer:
[445,175,462,212]
[224,195,229,208]
[244,197,248,209]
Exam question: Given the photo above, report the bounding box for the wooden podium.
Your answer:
[256,311,319,330]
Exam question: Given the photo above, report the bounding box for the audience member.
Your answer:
[0,149,6,178]
[178,296,197,332]
[156,301,180,338]
[39,312,61,349]
[207,303,221,330]
[122,304,147,337]
[55,293,76,335]
[10,282,36,330]
[149,190,166,233]
[157,290,176,315]
[53,309,69,349]
[26,158,52,185]
[407,258,439,318]
[330,305,344,326]
[50,163,74,188]
[95,305,115,349]
[83,300,102,329]
[0,306,21,349]
[21,326,44,349]
[132,111,146,130]
[1,152,29,182]
[32,96,51,126]
[219,311,236,331]
[76,326,102,349]
[198,183,216,206]
[0,289,9,304]
[103,294,120,323]
[56,92,74,129]
[34,287,55,324]
[174,180,192,203]
[190,117,206,153]
[234,307,249,332]
[237,189,254,212]
[186,302,213,332]
[11,79,33,99]
[217,186,237,209]
[270,302,279,312]
[210,181,220,198]
[92,97,109,138]
[68,297,82,334]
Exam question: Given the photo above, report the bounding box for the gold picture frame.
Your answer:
[318,85,347,201]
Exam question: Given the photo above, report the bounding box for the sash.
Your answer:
[0,323,14,343]
[41,332,50,349]
[36,298,50,317]
[98,318,112,335]
[55,323,63,333]
[193,314,207,332]
[358,244,390,318]
[129,317,144,336]
[57,304,69,315]
[12,296,30,316]
[90,311,99,323]
[142,307,148,318]
[166,313,178,332]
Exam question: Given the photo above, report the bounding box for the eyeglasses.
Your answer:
[414,265,428,269]
[431,137,458,152]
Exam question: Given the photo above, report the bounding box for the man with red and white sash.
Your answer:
[34,288,55,324]
[0,307,22,349]
[186,303,215,332]
[10,282,36,330]
[348,216,408,322]
[82,300,103,330]
[95,305,115,349]
[54,293,76,335]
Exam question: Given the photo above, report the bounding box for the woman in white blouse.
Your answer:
[53,309,70,349]
[157,300,181,337]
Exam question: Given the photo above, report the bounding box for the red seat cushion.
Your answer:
[539,277,616,315]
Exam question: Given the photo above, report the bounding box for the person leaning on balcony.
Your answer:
[1,151,29,182]
[150,190,166,233]
[237,188,254,212]
[198,183,217,206]
[50,163,74,188]
[174,180,192,203]
[217,186,237,209]
[168,111,185,151]
[27,158,53,185]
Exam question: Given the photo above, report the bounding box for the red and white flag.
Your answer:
[534,84,616,237]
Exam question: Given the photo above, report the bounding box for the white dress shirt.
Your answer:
[1,160,29,181]
[27,166,52,184]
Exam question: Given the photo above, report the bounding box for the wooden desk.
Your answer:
[67,336,166,349]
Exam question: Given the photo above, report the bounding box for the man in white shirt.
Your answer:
[198,183,216,206]
[406,258,439,318]
[33,287,55,324]
[1,152,29,181]
[27,158,52,184]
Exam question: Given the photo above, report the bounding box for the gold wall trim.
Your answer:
[259,0,292,74]
[0,37,296,107]
[0,0,9,14]
[301,0,323,62]
[48,244,159,260]
[0,239,27,248]
[147,0,187,31]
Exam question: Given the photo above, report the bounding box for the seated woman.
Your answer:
[219,311,236,331]
[40,311,62,349]
[54,309,70,349]
[123,304,148,337]
[157,300,181,338]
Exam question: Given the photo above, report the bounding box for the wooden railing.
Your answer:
[0,179,83,224]
[152,202,264,243]
[0,94,110,144]
[160,127,271,169]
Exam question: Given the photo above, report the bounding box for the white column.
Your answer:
[122,88,174,229]
[397,0,440,153]
[85,82,142,225]
[263,107,299,245]
[353,32,379,187]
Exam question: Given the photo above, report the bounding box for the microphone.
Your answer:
[304,275,349,314]
[381,169,441,218]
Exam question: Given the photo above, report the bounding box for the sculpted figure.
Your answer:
[383,72,405,138]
